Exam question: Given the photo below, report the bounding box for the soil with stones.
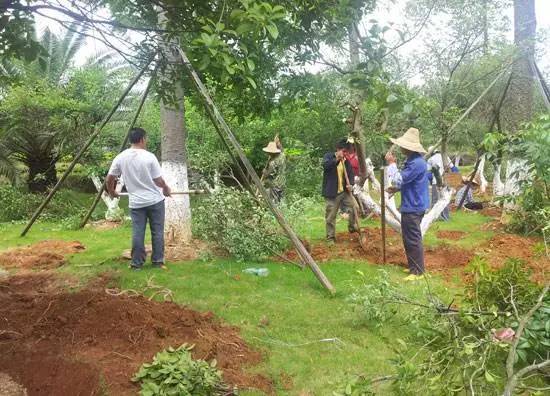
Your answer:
[0,273,272,396]
[0,240,85,270]
[283,228,474,272]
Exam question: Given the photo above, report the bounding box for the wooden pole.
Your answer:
[176,46,335,294]
[118,190,206,196]
[21,58,153,236]
[532,60,550,109]
[425,67,509,157]
[79,66,156,229]
[380,167,386,264]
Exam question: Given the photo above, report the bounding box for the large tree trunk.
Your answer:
[506,0,536,132]
[158,9,192,244]
[27,155,57,192]
[160,81,192,243]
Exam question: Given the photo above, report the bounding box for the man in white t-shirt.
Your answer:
[427,148,452,221]
[106,128,172,270]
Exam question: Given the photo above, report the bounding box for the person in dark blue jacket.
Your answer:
[386,128,430,280]
[322,139,358,242]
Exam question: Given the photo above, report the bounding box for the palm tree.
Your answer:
[0,23,127,192]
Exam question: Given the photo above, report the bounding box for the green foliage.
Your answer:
[333,374,376,396]
[0,186,89,222]
[132,344,230,396]
[348,258,548,394]
[192,187,287,261]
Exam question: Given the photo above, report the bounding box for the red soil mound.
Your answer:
[283,228,474,272]
[478,234,549,283]
[0,240,85,270]
[436,230,466,240]
[0,273,272,395]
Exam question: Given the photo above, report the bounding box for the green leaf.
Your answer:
[246,76,257,89]
[266,23,279,40]
[246,58,255,71]
[386,94,398,103]
[403,104,413,114]
[484,370,495,383]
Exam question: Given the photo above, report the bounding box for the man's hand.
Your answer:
[162,185,172,197]
[335,151,344,161]
[346,184,352,193]
[385,151,395,163]
[109,191,120,199]
[386,186,399,194]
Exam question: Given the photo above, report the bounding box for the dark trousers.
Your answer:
[129,200,165,268]
[325,192,358,240]
[401,212,425,275]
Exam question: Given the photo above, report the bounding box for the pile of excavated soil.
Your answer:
[0,273,272,396]
[480,206,503,218]
[436,230,466,240]
[477,234,549,283]
[283,228,474,272]
[0,241,85,270]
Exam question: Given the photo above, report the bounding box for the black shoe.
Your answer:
[129,265,142,271]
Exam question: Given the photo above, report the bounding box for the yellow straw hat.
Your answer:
[389,128,427,154]
[262,141,281,154]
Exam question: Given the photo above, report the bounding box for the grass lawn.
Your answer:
[0,199,494,395]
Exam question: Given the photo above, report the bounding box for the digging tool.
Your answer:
[342,160,368,251]
[117,190,207,196]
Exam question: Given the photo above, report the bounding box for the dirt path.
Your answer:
[0,273,272,395]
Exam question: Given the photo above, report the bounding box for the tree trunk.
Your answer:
[482,0,489,55]
[27,155,57,192]
[493,161,505,198]
[160,80,192,243]
[158,9,192,244]
[506,0,536,132]
[91,174,124,221]
[476,154,489,193]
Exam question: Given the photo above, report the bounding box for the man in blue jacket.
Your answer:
[322,139,358,242]
[386,128,430,280]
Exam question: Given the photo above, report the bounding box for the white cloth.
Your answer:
[386,163,398,186]
[427,153,451,185]
[108,148,164,209]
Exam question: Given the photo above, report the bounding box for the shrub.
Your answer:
[132,344,230,396]
[347,259,549,395]
[192,187,288,261]
[0,186,91,222]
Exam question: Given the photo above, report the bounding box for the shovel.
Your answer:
[342,161,368,252]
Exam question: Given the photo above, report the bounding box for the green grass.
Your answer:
[0,198,495,395]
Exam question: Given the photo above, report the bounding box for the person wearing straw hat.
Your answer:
[455,173,483,210]
[261,140,286,203]
[386,128,430,281]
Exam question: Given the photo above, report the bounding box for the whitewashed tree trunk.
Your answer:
[454,155,461,167]
[158,10,192,244]
[503,159,530,208]
[420,187,453,236]
[160,85,192,243]
[477,154,489,193]
[354,184,402,233]
[91,174,124,221]
[493,162,505,197]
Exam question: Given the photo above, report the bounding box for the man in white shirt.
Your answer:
[106,128,172,270]
[427,148,452,221]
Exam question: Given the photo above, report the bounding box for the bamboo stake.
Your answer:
[79,66,157,229]
[531,60,550,110]
[380,167,386,264]
[21,58,154,237]
[176,46,335,294]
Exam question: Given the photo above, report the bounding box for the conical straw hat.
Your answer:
[389,128,427,154]
[262,141,281,154]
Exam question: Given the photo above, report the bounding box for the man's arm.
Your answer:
[106,174,119,198]
[322,152,339,171]
[153,176,172,197]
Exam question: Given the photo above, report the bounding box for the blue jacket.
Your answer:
[321,152,354,199]
[395,153,429,213]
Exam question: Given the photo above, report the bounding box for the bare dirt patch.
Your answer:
[436,230,467,240]
[283,228,474,272]
[477,234,549,283]
[88,220,122,230]
[0,240,85,270]
[0,273,272,396]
